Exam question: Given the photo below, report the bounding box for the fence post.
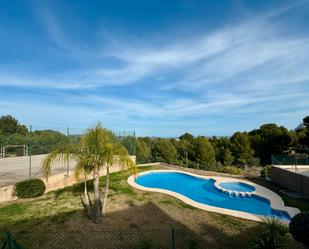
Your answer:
[29,125,32,179]
[171,227,175,249]
[66,127,70,177]
[133,131,136,155]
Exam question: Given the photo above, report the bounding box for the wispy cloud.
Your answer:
[2,1,308,90]
[0,0,308,135]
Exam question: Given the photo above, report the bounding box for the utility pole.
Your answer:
[29,125,32,178]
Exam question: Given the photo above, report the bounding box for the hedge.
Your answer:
[15,178,46,198]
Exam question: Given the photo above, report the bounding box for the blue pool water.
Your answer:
[219,182,255,192]
[136,172,290,220]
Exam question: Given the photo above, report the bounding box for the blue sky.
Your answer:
[0,0,308,136]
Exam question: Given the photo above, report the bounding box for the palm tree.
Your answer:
[42,123,137,224]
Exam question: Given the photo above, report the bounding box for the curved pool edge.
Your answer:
[214,180,254,197]
[127,170,300,223]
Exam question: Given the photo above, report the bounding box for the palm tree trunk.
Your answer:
[93,167,101,224]
[102,166,110,216]
[83,176,92,218]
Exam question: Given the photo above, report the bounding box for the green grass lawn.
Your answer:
[0,166,306,249]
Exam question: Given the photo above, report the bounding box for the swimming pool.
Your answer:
[131,171,294,221]
[219,181,255,193]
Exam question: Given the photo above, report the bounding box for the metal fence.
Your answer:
[0,228,250,249]
[114,131,136,155]
[0,125,136,158]
[0,227,305,249]
[271,154,309,165]
[0,125,136,182]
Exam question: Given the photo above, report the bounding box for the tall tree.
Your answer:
[210,136,234,165]
[303,116,309,128]
[222,148,234,166]
[231,132,254,165]
[150,138,177,164]
[178,133,195,166]
[0,115,28,135]
[249,124,292,165]
[136,139,151,163]
[192,137,216,169]
[300,116,309,146]
[42,124,136,224]
[179,133,194,142]
[176,139,191,166]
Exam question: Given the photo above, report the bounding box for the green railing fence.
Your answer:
[0,227,305,249]
[0,125,136,179]
[271,154,309,166]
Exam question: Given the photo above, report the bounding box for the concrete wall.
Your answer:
[271,166,309,198]
[0,155,136,203]
[0,185,15,203]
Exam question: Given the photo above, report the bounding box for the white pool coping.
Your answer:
[214,180,254,197]
[127,170,300,223]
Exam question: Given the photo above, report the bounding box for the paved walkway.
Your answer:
[0,155,74,187]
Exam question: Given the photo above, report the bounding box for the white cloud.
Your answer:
[1,1,308,92]
[0,1,308,135]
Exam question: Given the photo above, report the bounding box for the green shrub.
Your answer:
[249,157,260,166]
[198,163,222,172]
[218,166,243,175]
[260,166,271,178]
[15,178,46,198]
[289,211,309,247]
[250,217,289,249]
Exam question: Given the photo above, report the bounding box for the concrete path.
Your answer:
[0,155,74,187]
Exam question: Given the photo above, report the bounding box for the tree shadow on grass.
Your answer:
[1,201,306,249]
[52,173,137,203]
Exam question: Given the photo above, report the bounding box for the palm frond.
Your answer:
[42,143,80,180]
[111,143,138,175]
[260,217,289,235]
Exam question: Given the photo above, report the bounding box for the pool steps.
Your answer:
[214,181,253,198]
